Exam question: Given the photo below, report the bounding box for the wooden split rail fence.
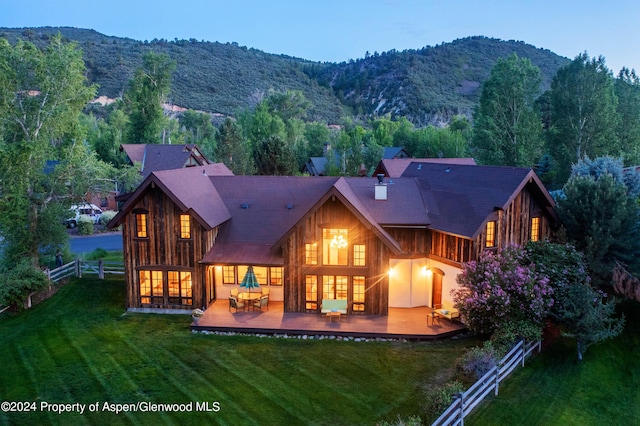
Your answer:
[47,259,124,283]
[432,339,542,426]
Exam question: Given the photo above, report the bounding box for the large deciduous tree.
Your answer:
[124,52,176,144]
[472,53,543,167]
[615,68,640,165]
[0,36,98,267]
[547,53,620,183]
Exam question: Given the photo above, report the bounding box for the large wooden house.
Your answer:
[108,162,559,316]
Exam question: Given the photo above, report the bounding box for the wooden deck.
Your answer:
[191,300,466,340]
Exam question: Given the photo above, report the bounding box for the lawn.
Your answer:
[468,300,640,425]
[0,275,480,425]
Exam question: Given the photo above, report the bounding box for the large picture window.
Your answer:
[222,266,236,284]
[270,267,283,285]
[322,228,348,265]
[139,270,163,304]
[323,275,348,300]
[168,271,193,305]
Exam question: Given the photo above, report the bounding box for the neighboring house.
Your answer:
[119,144,232,179]
[108,162,559,317]
[373,157,477,178]
[302,145,411,176]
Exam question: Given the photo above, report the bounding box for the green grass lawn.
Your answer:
[468,300,640,425]
[0,275,480,425]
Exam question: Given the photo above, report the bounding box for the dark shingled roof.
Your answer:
[111,162,557,264]
[402,162,540,238]
[374,158,477,178]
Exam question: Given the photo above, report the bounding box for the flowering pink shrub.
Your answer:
[452,245,553,340]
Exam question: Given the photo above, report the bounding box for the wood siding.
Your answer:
[122,186,216,309]
[283,198,391,315]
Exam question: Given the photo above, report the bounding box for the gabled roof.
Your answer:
[108,164,233,230]
[383,147,411,159]
[374,158,477,178]
[119,144,224,179]
[401,162,557,238]
[111,162,559,264]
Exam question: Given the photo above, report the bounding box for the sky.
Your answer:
[2,0,640,74]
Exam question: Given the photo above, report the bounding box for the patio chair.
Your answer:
[229,296,245,313]
[261,287,270,296]
[253,295,269,312]
[230,288,239,298]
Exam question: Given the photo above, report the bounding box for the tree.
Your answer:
[215,118,254,175]
[472,53,543,167]
[547,53,620,183]
[452,245,553,344]
[0,36,100,266]
[615,68,640,165]
[524,240,624,360]
[179,110,217,159]
[124,52,176,144]
[556,169,640,287]
[254,134,297,175]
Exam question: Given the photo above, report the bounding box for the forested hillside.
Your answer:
[0,27,569,125]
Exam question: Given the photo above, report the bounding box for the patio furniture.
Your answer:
[261,287,270,296]
[321,299,347,322]
[238,292,261,303]
[230,288,239,298]
[432,303,460,323]
[252,295,269,312]
[229,296,245,312]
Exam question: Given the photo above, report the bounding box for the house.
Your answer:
[119,144,232,179]
[373,157,477,178]
[108,162,559,317]
[302,145,411,176]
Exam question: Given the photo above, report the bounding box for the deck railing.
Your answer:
[432,339,542,426]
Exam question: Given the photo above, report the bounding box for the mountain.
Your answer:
[0,27,569,126]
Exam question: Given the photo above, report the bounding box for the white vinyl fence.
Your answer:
[432,339,542,426]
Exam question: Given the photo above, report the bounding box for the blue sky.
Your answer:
[2,0,639,73]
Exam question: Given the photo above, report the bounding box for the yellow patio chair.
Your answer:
[253,295,269,312]
[229,296,245,312]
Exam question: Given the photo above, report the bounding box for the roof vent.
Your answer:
[241,203,249,209]
[417,164,422,170]
[377,173,385,184]
[286,203,294,210]
[445,167,450,173]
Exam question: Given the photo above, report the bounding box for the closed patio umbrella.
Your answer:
[239,265,260,296]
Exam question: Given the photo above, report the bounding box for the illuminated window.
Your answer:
[323,275,347,300]
[138,270,163,304]
[353,276,365,312]
[168,271,193,306]
[270,267,283,285]
[353,244,366,266]
[485,221,496,248]
[222,266,236,284]
[180,214,191,239]
[530,217,540,242]
[305,275,318,310]
[322,229,348,265]
[305,243,318,265]
[136,213,148,238]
